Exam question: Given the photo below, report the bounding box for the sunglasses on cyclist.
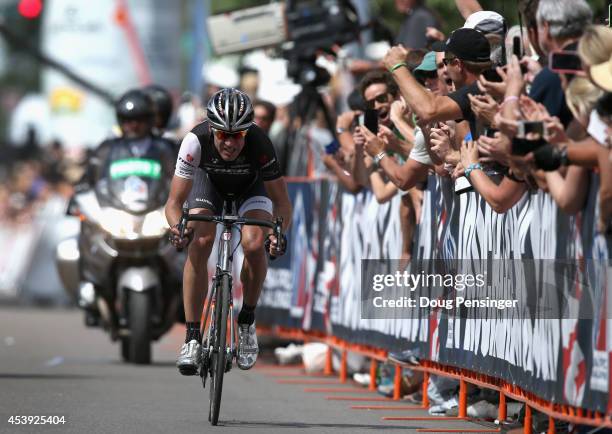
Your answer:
[365,93,390,108]
[212,129,248,141]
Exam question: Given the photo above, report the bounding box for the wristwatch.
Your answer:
[373,151,387,166]
[559,146,569,166]
[336,127,347,135]
[465,162,483,179]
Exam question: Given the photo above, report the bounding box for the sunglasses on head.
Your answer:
[212,129,247,140]
[365,93,390,108]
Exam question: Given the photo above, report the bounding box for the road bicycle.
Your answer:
[177,201,283,425]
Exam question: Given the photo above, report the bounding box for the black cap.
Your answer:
[432,28,490,62]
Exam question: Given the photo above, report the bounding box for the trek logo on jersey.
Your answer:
[178,155,195,167]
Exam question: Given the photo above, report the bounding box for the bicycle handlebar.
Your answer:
[183,213,278,229]
[175,207,285,258]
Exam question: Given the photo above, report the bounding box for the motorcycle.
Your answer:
[56,140,183,364]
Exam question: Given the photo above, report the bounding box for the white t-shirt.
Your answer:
[408,127,433,166]
[588,110,608,146]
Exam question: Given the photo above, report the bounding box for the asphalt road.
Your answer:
[0,307,503,434]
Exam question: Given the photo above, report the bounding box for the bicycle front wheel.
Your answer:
[209,274,230,426]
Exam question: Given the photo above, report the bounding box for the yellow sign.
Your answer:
[49,87,84,112]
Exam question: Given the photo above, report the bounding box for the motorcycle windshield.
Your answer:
[101,157,167,214]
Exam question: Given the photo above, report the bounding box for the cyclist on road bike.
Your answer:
[164,88,292,374]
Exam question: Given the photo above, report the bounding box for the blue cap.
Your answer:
[414,51,437,73]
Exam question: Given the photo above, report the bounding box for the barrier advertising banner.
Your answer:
[259,177,611,414]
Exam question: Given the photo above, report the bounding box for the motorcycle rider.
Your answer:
[143,84,176,139]
[164,88,292,374]
[78,89,177,322]
[89,89,175,176]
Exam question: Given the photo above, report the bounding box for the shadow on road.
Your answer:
[0,373,94,380]
[223,420,419,430]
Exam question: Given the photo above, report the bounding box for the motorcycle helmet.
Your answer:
[115,89,154,123]
[143,84,173,129]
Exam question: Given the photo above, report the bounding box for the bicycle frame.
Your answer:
[203,201,239,373]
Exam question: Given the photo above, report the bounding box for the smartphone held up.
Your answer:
[363,109,379,135]
[549,51,584,75]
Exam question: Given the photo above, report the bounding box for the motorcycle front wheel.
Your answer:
[120,337,130,362]
[128,291,152,364]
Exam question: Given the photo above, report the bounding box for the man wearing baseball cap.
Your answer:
[383,28,492,139]
[413,51,440,94]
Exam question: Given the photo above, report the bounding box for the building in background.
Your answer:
[40,0,182,150]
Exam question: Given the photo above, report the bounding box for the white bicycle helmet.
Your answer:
[206,88,254,132]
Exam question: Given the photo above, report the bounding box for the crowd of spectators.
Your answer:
[0,133,75,229]
[267,0,610,430]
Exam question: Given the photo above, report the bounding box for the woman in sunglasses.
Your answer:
[164,88,292,374]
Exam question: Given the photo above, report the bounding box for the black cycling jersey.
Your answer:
[176,120,281,198]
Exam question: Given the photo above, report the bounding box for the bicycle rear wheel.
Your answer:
[208,274,230,425]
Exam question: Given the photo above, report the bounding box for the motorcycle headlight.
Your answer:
[142,209,169,237]
[99,208,139,239]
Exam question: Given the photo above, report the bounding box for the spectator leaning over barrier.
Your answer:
[346,71,409,187]
[503,0,567,126]
[411,52,458,170]
[533,78,602,214]
[354,56,440,269]
[512,0,592,128]
[357,70,434,192]
[498,1,596,174]
[350,70,425,268]
[384,28,491,140]
[422,52,465,171]
[501,1,598,168]
[456,54,530,214]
